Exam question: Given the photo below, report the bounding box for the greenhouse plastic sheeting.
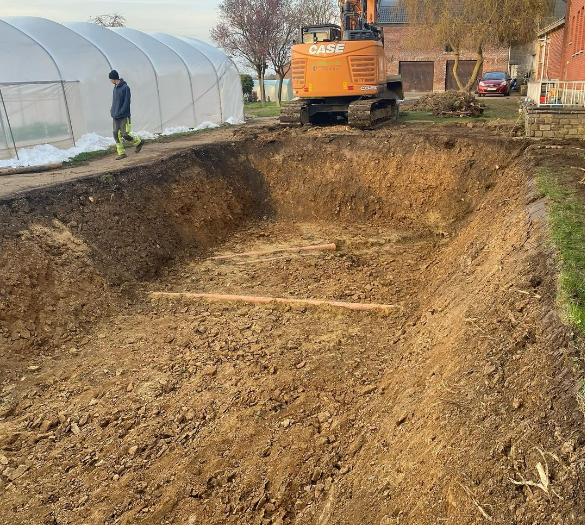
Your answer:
[180,38,244,126]
[0,106,13,159]
[113,28,197,129]
[66,22,164,133]
[0,16,244,159]
[1,83,74,149]
[150,33,222,124]
[4,17,113,137]
[254,80,294,103]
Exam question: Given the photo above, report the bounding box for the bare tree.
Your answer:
[88,13,127,28]
[267,0,341,106]
[400,0,554,92]
[297,0,339,26]
[267,0,301,106]
[212,0,271,104]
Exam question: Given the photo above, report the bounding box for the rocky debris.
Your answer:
[4,464,29,481]
[0,137,582,525]
[411,91,485,118]
[39,418,59,433]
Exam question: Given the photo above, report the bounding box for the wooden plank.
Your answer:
[150,292,400,312]
[210,243,336,260]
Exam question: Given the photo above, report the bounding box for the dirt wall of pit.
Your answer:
[1,131,526,364]
[1,128,585,524]
[0,144,269,366]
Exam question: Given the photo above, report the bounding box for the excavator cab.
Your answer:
[301,25,342,44]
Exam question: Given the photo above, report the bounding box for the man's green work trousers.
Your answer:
[113,117,140,155]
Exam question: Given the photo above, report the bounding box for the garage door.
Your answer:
[445,60,483,91]
[399,61,434,92]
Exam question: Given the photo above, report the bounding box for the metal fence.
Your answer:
[527,80,585,108]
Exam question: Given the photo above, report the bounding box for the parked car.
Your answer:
[477,72,511,96]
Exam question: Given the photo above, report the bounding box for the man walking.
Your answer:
[109,70,144,160]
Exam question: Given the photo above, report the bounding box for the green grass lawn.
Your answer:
[537,166,585,331]
[245,95,522,123]
[481,96,523,120]
[401,95,522,124]
[245,102,282,118]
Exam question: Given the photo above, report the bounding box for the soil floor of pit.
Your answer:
[1,124,585,525]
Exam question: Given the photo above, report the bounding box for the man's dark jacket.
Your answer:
[111,79,131,119]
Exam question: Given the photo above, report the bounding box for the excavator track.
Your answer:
[280,100,308,127]
[348,98,398,129]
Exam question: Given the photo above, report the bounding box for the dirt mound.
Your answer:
[411,91,486,117]
[0,127,584,524]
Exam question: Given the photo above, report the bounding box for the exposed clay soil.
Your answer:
[0,127,584,524]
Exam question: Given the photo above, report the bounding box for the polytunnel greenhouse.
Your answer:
[0,17,244,160]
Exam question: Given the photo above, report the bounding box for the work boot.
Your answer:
[115,153,127,160]
[135,139,144,153]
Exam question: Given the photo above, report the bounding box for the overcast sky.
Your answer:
[0,0,221,43]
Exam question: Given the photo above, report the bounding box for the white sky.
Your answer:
[0,0,221,43]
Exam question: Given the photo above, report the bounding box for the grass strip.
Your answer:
[63,148,115,167]
[537,166,585,331]
[245,101,281,118]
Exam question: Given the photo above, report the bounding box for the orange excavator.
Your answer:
[281,0,404,128]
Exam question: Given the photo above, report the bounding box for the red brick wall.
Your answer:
[384,27,509,91]
[536,25,565,79]
[564,0,585,79]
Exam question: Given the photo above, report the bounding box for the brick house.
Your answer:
[524,0,585,139]
[383,27,509,92]
[379,1,510,92]
[563,0,585,79]
[533,0,585,81]
[535,18,566,80]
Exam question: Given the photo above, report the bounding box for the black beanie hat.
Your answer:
[109,70,120,80]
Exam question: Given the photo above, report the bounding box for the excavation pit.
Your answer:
[0,127,583,524]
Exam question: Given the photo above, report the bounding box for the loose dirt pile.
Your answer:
[411,91,486,117]
[0,127,584,524]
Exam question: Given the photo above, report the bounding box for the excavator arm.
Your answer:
[339,0,380,30]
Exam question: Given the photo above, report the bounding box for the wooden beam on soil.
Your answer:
[210,243,337,260]
[150,292,399,312]
[0,162,63,177]
[235,257,286,265]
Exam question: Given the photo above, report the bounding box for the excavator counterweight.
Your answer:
[281,0,403,128]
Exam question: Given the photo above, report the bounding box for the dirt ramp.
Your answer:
[291,149,584,523]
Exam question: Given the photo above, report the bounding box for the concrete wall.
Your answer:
[510,42,535,80]
[525,107,585,138]
[384,27,509,92]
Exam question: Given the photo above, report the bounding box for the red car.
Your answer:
[477,72,511,96]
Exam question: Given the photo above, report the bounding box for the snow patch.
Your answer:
[161,126,191,136]
[194,122,220,131]
[0,119,246,169]
[0,133,116,169]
